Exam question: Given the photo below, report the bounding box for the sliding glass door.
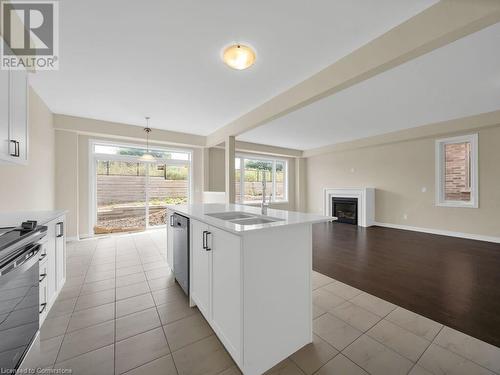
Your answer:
[95,160,147,234]
[147,163,189,227]
[92,141,191,235]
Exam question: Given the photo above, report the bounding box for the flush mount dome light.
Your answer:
[222,44,256,70]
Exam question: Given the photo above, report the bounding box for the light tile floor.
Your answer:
[20,230,500,375]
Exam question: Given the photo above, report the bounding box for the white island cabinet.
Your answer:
[167,203,331,375]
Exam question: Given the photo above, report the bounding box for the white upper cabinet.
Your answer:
[9,69,28,162]
[0,42,29,164]
[0,69,9,159]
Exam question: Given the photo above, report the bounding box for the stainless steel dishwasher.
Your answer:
[171,213,189,296]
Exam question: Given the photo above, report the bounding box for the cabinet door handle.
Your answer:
[169,215,174,227]
[39,253,47,261]
[16,141,20,157]
[39,273,47,283]
[9,140,19,157]
[205,232,212,251]
[202,230,207,249]
[56,222,64,237]
[39,303,47,314]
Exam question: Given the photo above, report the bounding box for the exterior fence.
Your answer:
[97,176,188,205]
[97,175,285,206]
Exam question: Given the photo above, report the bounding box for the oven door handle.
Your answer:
[0,244,41,288]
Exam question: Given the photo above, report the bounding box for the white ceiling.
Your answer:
[238,22,500,150]
[29,0,437,135]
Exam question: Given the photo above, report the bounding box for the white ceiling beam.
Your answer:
[206,0,500,147]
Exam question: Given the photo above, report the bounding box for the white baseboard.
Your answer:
[65,236,79,242]
[374,222,500,244]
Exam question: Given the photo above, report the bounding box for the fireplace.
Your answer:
[332,197,358,225]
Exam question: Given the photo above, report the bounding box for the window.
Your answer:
[435,134,478,208]
[91,140,191,234]
[235,154,288,204]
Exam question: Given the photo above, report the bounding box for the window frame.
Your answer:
[89,139,193,236]
[235,153,289,204]
[435,133,478,208]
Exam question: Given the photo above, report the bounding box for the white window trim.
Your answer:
[235,153,289,204]
[88,139,193,236]
[435,133,478,208]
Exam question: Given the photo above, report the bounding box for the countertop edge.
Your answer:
[166,205,333,235]
[0,210,68,227]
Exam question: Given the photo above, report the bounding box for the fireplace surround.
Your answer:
[323,187,375,227]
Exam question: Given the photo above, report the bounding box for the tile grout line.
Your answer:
[430,326,500,375]
[406,324,446,375]
[52,242,98,367]
[143,245,181,375]
[316,272,500,375]
[316,276,433,373]
[113,240,118,375]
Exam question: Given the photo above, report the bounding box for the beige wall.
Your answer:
[306,125,500,237]
[208,148,225,192]
[0,88,55,211]
[55,130,78,237]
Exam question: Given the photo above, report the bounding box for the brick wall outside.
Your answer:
[444,142,471,201]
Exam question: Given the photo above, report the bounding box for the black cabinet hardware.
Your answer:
[9,140,20,157]
[56,222,64,237]
[39,303,47,314]
[202,230,207,249]
[205,232,212,251]
[39,273,47,283]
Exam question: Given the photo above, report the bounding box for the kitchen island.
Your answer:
[166,203,331,375]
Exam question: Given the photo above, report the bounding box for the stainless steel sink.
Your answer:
[230,216,284,226]
[206,211,255,220]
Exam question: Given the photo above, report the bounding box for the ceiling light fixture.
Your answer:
[222,44,256,70]
[139,117,155,162]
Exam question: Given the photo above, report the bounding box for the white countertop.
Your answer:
[0,210,67,228]
[166,203,333,234]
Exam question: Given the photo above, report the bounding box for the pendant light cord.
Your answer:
[145,117,151,153]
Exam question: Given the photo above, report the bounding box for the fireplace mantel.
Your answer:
[323,187,375,227]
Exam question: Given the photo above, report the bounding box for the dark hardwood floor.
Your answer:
[312,222,500,347]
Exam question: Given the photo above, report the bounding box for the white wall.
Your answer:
[0,88,55,212]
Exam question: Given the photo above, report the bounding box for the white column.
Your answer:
[202,147,210,193]
[295,157,307,212]
[225,136,236,204]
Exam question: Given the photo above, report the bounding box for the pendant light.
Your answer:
[139,117,155,162]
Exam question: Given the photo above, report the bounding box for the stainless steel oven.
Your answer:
[0,225,46,371]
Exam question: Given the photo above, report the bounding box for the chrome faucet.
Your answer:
[261,170,269,215]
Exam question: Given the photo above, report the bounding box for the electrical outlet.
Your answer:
[403,213,408,220]
[421,187,427,193]
[350,168,355,173]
